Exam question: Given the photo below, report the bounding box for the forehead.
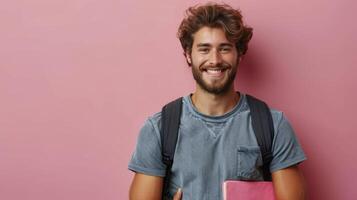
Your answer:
[192,27,232,46]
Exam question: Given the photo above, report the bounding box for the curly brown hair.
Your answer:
[177,3,253,57]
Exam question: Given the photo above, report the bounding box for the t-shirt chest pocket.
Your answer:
[237,145,263,180]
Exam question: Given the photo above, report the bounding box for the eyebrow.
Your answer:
[196,43,211,48]
[196,43,234,48]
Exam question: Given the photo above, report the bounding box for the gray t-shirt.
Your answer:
[128,93,307,200]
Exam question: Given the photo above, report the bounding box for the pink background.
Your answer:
[1,0,356,199]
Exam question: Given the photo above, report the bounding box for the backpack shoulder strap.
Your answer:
[160,97,183,197]
[160,97,183,166]
[246,94,275,181]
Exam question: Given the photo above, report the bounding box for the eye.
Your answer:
[220,47,231,53]
[198,48,209,53]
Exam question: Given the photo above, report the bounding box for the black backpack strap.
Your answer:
[160,97,183,198]
[246,94,275,181]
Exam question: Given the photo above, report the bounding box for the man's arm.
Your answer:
[129,173,163,200]
[272,165,306,200]
[129,173,182,200]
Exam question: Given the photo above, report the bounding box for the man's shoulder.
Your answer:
[268,107,286,127]
[146,96,188,131]
[144,111,162,130]
[269,107,284,118]
[244,95,285,124]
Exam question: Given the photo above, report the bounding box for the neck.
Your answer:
[190,86,240,116]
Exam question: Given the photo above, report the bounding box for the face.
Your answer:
[186,27,240,95]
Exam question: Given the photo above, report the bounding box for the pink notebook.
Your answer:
[223,180,276,200]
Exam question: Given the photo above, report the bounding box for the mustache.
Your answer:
[200,62,231,70]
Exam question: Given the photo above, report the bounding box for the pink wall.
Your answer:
[1,0,356,199]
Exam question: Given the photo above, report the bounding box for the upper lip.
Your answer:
[202,67,228,71]
[200,63,230,71]
[206,68,225,70]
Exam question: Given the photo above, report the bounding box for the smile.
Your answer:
[203,68,227,77]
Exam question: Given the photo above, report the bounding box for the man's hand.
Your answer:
[173,188,182,200]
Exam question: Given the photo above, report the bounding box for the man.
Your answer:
[128,3,307,200]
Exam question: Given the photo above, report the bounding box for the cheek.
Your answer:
[224,55,238,65]
[191,54,208,66]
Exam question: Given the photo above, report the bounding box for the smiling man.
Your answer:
[129,3,307,200]
[191,26,238,97]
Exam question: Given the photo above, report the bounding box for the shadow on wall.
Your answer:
[293,116,339,200]
[234,43,276,96]
[236,44,337,199]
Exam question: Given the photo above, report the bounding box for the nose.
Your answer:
[208,49,222,66]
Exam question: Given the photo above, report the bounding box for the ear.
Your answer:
[184,51,192,66]
[237,55,243,64]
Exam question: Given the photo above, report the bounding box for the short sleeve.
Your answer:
[128,118,166,177]
[269,113,307,173]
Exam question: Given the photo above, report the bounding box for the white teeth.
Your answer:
[207,69,223,74]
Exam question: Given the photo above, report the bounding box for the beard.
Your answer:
[191,62,237,95]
